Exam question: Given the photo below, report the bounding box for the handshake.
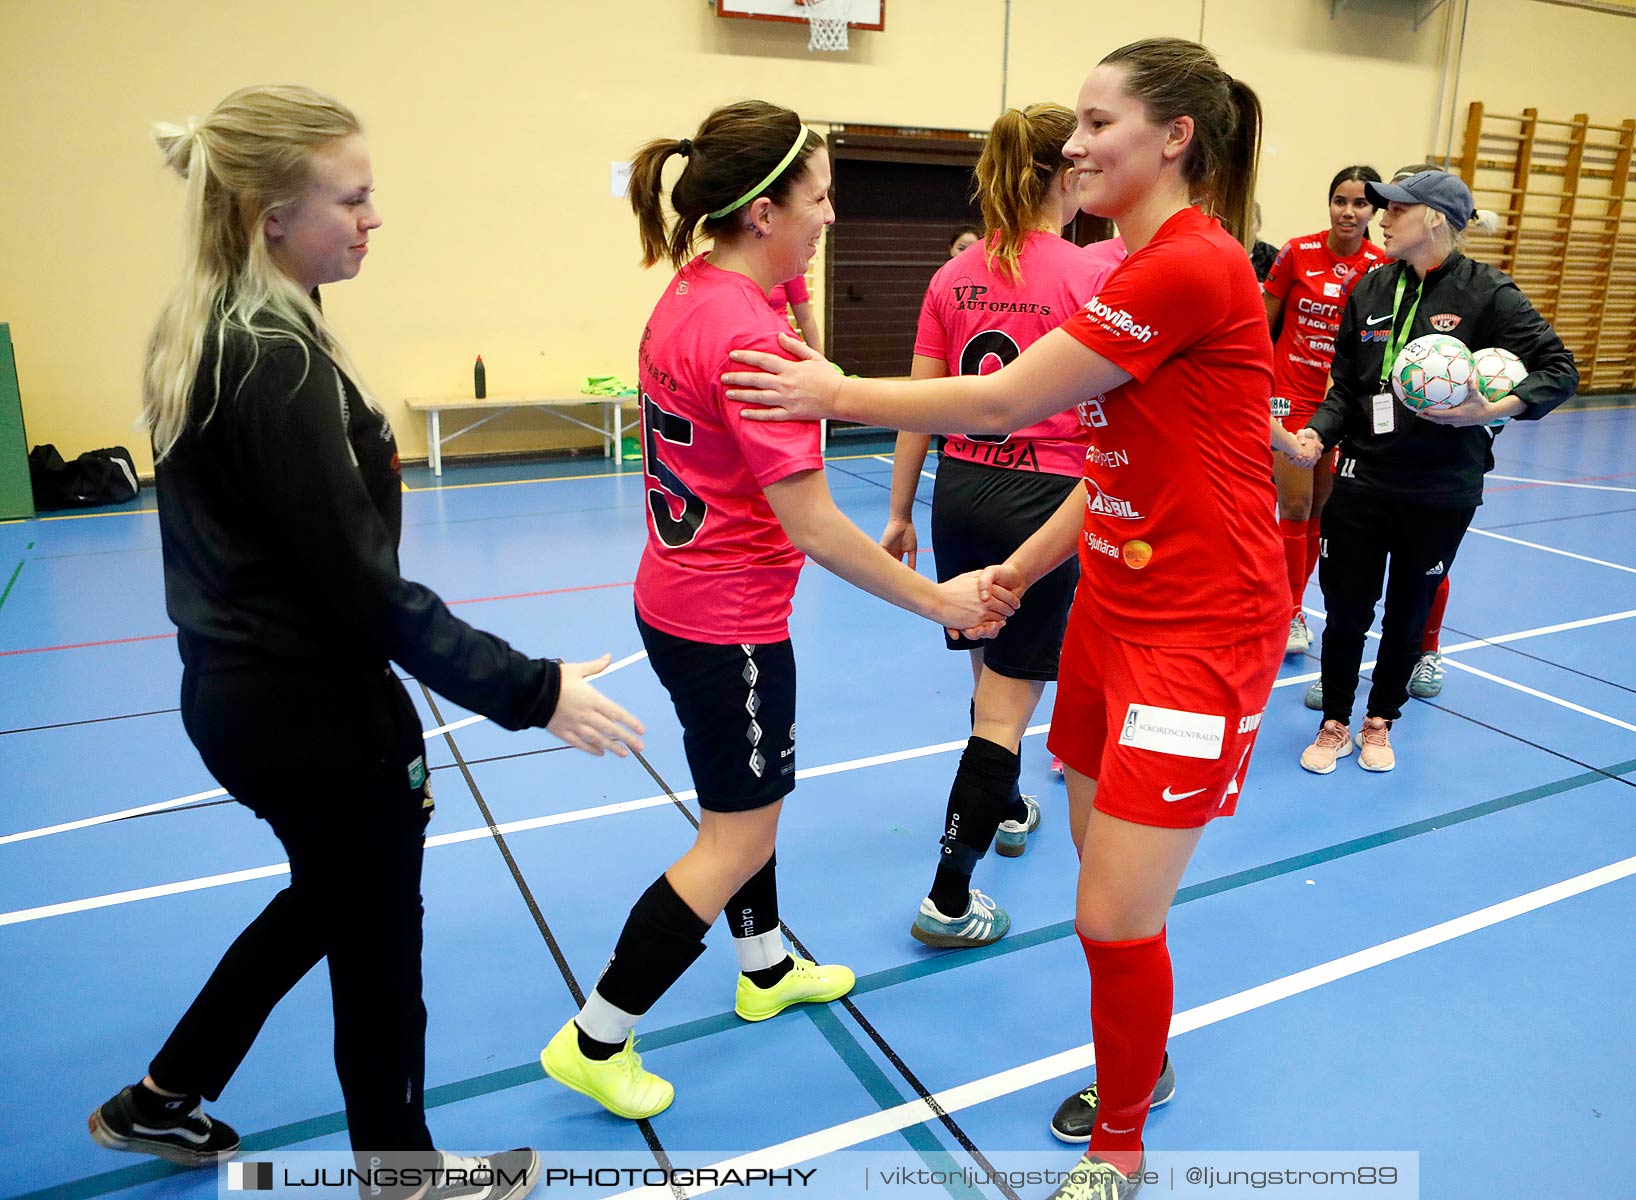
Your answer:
[1275,426,1325,469]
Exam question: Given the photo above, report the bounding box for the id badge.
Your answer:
[1371,392,1395,435]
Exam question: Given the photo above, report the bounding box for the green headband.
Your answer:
[707,124,812,220]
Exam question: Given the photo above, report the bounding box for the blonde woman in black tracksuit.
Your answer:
[1292,170,1576,775]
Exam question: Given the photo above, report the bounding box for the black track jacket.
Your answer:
[157,320,562,730]
[1306,253,1578,507]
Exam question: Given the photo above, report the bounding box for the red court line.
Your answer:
[0,580,636,658]
[446,580,634,607]
[0,632,176,658]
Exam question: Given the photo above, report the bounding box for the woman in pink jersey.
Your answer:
[539,100,1014,1123]
[727,40,1283,1198]
[1263,166,1385,659]
[880,103,1123,952]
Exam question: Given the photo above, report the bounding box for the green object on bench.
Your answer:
[0,324,34,520]
[581,374,637,398]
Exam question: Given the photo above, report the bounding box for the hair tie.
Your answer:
[677,138,693,158]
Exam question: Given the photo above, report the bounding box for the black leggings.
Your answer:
[149,661,435,1160]
[1317,488,1475,724]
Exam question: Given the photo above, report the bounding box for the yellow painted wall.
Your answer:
[2,0,1633,474]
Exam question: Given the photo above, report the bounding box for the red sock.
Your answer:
[1422,576,1450,653]
[1304,518,1322,599]
[1280,518,1307,614]
[1080,928,1172,1173]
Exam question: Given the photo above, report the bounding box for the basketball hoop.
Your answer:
[798,0,852,51]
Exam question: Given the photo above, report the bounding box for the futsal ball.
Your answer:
[1471,346,1527,401]
[1391,334,1476,411]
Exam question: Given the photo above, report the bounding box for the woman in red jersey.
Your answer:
[539,100,1014,1123]
[1264,166,1385,659]
[880,102,1126,952]
[726,40,1284,1199]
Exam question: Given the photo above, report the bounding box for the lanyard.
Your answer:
[1379,270,1425,388]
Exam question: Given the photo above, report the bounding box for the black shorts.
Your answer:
[931,455,1079,681]
[636,613,797,813]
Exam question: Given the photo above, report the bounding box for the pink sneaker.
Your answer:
[1050,755,1065,778]
[1299,720,1354,775]
[1356,716,1395,772]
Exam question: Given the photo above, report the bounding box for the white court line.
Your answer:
[607,852,1636,1199]
[1466,527,1636,575]
[0,650,650,848]
[14,602,1636,848]
[1489,473,1636,495]
[870,453,936,482]
[1441,659,1636,734]
[1274,604,1636,690]
[1297,605,1636,733]
[0,724,1048,927]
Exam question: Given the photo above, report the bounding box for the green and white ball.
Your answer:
[1391,334,1476,411]
[1471,346,1527,401]
[1472,345,1526,428]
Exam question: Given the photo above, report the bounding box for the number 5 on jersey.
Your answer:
[643,392,707,548]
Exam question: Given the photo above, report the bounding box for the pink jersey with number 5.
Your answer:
[633,255,824,644]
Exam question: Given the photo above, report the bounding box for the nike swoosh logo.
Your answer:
[1305,269,1326,276]
[1161,786,1208,802]
[1365,314,1393,326]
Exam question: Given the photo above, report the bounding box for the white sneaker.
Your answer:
[1285,613,1311,655]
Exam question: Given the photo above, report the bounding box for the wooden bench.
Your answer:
[403,391,638,477]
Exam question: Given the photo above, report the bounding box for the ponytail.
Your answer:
[629,138,692,268]
[1099,38,1264,248]
[1214,80,1262,249]
[629,101,823,271]
[975,103,1077,283]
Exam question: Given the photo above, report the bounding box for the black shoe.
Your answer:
[1049,1054,1175,1144]
[88,1084,240,1166]
[1045,1154,1146,1199]
[428,1150,541,1200]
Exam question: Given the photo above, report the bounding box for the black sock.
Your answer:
[971,696,1026,821]
[129,1082,196,1121]
[592,874,710,1019]
[744,958,794,988]
[927,736,1019,917]
[727,854,792,987]
[1002,786,1027,824]
[726,854,779,940]
[575,1026,624,1061]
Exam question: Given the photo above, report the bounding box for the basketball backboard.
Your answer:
[715,0,885,32]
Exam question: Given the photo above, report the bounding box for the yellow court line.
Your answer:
[33,506,158,523]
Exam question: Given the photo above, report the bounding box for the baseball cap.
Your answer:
[1365,170,1477,231]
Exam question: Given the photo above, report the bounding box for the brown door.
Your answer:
[826,129,984,380]
[824,127,1114,383]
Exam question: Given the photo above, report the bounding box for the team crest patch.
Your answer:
[1429,313,1461,332]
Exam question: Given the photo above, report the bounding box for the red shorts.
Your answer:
[1047,616,1285,828]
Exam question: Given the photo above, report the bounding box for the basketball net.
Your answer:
[800,0,851,51]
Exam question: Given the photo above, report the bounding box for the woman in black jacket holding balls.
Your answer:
[1290,169,1577,775]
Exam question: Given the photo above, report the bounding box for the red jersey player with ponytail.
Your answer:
[882,102,1125,952]
[727,39,1285,1199]
[1263,166,1385,659]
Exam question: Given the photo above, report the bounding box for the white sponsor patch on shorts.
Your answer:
[1118,704,1226,760]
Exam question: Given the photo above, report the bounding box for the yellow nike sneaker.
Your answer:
[539,1020,672,1120]
[734,955,855,1022]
